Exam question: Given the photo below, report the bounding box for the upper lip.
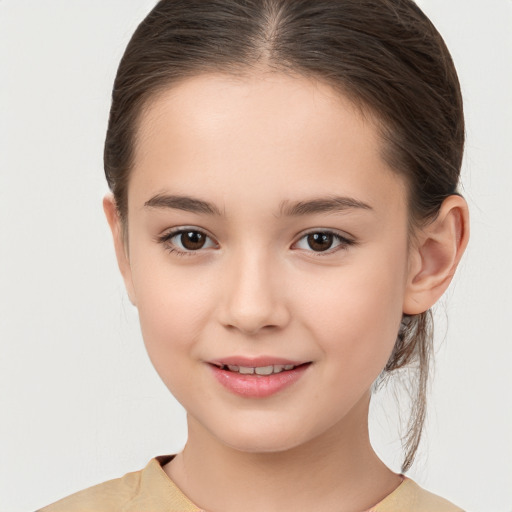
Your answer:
[208,356,309,367]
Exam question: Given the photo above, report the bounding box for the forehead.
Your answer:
[130,72,406,215]
[137,72,371,156]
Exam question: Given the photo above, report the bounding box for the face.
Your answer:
[118,72,414,453]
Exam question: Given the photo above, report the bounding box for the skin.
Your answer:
[104,72,469,512]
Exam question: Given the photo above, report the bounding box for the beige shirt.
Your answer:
[38,455,464,512]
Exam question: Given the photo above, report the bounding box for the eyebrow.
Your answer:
[278,196,373,217]
[144,193,373,217]
[144,194,223,215]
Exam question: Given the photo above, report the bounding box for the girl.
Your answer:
[37,0,470,510]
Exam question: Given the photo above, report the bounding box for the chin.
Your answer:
[206,416,318,454]
[223,435,304,454]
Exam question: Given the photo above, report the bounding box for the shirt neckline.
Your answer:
[150,455,411,512]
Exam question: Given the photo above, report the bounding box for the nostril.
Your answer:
[217,275,291,334]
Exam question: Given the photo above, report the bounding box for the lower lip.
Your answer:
[209,364,310,398]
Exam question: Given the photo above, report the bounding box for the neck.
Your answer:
[165,393,402,512]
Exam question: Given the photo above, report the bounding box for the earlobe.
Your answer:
[403,195,469,315]
[103,195,137,306]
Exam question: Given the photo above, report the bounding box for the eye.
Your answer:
[293,230,354,254]
[158,228,217,255]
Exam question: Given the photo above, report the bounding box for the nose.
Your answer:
[218,248,291,336]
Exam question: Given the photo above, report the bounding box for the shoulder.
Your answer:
[37,456,201,512]
[36,468,142,512]
[370,477,464,512]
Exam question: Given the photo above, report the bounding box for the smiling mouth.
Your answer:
[209,361,311,397]
[211,363,309,375]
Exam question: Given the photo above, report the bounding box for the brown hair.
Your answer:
[104,0,464,472]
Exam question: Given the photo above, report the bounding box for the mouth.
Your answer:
[210,362,308,375]
[207,360,312,398]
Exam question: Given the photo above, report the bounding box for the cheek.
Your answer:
[129,255,215,378]
[296,251,407,373]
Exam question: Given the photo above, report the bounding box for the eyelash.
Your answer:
[157,228,216,257]
[293,230,356,256]
[156,228,356,257]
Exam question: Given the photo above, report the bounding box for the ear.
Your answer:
[103,195,137,306]
[403,195,469,315]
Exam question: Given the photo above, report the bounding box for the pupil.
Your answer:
[181,231,206,250]
[307,233,333,252]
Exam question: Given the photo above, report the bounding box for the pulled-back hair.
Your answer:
[104,0,464,472]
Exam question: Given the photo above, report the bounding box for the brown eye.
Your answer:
[180,231,207,250]
[293,230,354,255]
[159,228,217,255]
[307,232,334,252]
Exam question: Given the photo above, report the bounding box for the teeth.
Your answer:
[255,365,274,376]
[221,364,298,375]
